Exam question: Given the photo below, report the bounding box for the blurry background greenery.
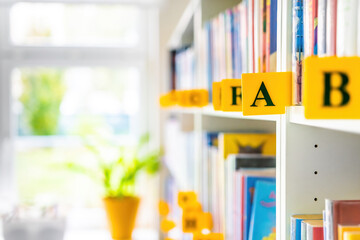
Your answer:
[13,67,142,207]
[19,69,66,135]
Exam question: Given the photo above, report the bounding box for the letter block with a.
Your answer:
[304,57,360,119]
[242,72,292,115]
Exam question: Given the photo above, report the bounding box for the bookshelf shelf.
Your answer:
[288,106,360,135]
[163,105,280,122]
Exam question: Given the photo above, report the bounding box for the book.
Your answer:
[265,0,271,72]
[239,2,249,74]
[317,0,326,56]
[225,154,276,240]
[336,0,358,56]
[260,0,267,73]
[218,133,276,160]
[291,214,323,240]
[248,181,276,240]
[306,220,324,240]
[248,0,255,73]
[292,0,304,104]
[344,232,360,240]
[254,0,261,73]
[338,225,360,240]
[325,199,360,240]
[326,0,337,55]
[243,175,275,240]
[269,0,277,72]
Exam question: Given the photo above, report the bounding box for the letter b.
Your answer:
[323,72,350,107]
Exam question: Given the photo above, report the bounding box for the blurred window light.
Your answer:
[10,3,142,47]
[12,67,141,137]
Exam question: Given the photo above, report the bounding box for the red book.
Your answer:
[305,220,324,240]
[326,199,360,240]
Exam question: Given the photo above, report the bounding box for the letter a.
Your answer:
[250,82,275,107]
[323,72,350,107]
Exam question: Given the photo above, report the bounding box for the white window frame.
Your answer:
[0,0,160,208]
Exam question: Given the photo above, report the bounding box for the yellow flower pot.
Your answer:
[103,197,140,240]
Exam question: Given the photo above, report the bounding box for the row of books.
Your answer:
[199,132,277,240]
[169,0,360,106]
[170,46,196,91]
[291,199,360,240]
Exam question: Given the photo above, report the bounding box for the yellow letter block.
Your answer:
[160,91,178,107]
[182,211,212,233]
[160,219,176,233]
[159,200,170,216]
[221,79,242,112]
[212,82,222,110]
[242,72,292,115]
[188,89,209,107]
[178,191,197,209]
[193,233,224,240]
[304,57,360,119]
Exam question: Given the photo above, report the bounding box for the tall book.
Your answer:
[243,175,275,240]
[292,0,304,104]
[248,181,276,240]
[325,199,360,240]
[317,0,326,56]
[239,2,249,74]
[248,0,255,73]
[326,0,337,55]
[269,0,277,72]
[226,154,276,240]
[336,0,358,56]
[254,0,261,73]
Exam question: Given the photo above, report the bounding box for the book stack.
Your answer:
[170,46,196,91]
[291,199,360,240]
[198,0,360,105]
[203,0,278,95]
[198,132,277,240]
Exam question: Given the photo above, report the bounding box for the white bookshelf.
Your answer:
[160,0,360,240]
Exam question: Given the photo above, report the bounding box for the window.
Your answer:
[10,3,142,47]
[0,0,159,237]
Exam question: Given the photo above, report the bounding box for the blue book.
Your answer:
[269,0,277,55]
[243,175,275,240]
[248,181,276,240]
[205,22,213,102]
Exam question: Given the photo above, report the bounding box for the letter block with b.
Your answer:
[304,57,360,119]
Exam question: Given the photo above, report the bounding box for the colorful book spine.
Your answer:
[326,0,337,56]
[260,0,267,73]
[243,176,275,240]
[265,0,271,72]
[317,0,327,56]
[336,0,358,56]
[313,0,318,55]
[292,0,304,104]
[248,181,276,240]
[269,0,277,72]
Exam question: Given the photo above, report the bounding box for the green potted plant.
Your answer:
[66,133,161,240]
